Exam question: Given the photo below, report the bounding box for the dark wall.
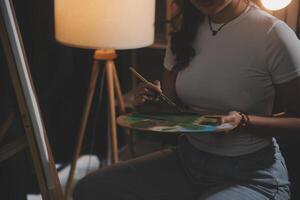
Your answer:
[0,0,122,198]
[11,0,93,162]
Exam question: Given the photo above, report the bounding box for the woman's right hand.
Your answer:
[134,80,162,107]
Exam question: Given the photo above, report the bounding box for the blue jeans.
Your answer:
[73,136,290,200]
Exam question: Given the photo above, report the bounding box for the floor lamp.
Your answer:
[260,0,292,10]
[54,0,155,198]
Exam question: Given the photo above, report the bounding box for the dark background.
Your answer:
[0,0,166,198]
[0,0,299,199]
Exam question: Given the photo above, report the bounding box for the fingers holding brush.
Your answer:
[130,67,181,112]
[134,81,162,106]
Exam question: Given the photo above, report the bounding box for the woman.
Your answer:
[74,0,300,199]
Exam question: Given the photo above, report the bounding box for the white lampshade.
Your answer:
[261,0,292,10]
[54,0,155,49]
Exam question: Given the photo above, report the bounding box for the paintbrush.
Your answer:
[129,67,182,112]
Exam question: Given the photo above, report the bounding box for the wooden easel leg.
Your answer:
[0,135,27,162]
[65,60,100,199]
[106,60,119,163]
[0,112,14,143]
[111,64,135,158]
[1,1,64,199]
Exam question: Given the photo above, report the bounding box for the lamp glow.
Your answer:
[261,0,292,11]
[54,0,155,49]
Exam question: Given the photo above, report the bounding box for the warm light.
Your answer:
[261,0,292,10]
[54,0,155,49]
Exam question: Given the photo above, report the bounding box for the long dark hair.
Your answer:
[170,0,204,71]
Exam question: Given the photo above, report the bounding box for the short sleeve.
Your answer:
[265,21,300,84]
[163,40,176,71]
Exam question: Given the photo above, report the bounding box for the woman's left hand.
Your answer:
[220,111,243,127]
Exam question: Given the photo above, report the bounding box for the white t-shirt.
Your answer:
[164,5,300,156]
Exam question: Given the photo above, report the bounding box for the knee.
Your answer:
[72,177,89,200]
[72,173,115,200]
[72,164,135,199]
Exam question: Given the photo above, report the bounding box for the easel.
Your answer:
[64,49,135,198]
[0,0,63,199]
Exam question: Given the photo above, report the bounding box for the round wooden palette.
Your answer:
[117,113,235,133]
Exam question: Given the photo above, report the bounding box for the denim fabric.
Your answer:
[178,136,290,199]
[73,136,290,200]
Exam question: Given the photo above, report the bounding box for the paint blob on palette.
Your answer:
[117,113,235,133]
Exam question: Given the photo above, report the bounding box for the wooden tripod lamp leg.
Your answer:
[111,64,135,157]
[65,60,100,199]
[106,60,119,163]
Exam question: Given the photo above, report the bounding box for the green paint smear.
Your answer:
[123,113,219,132]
